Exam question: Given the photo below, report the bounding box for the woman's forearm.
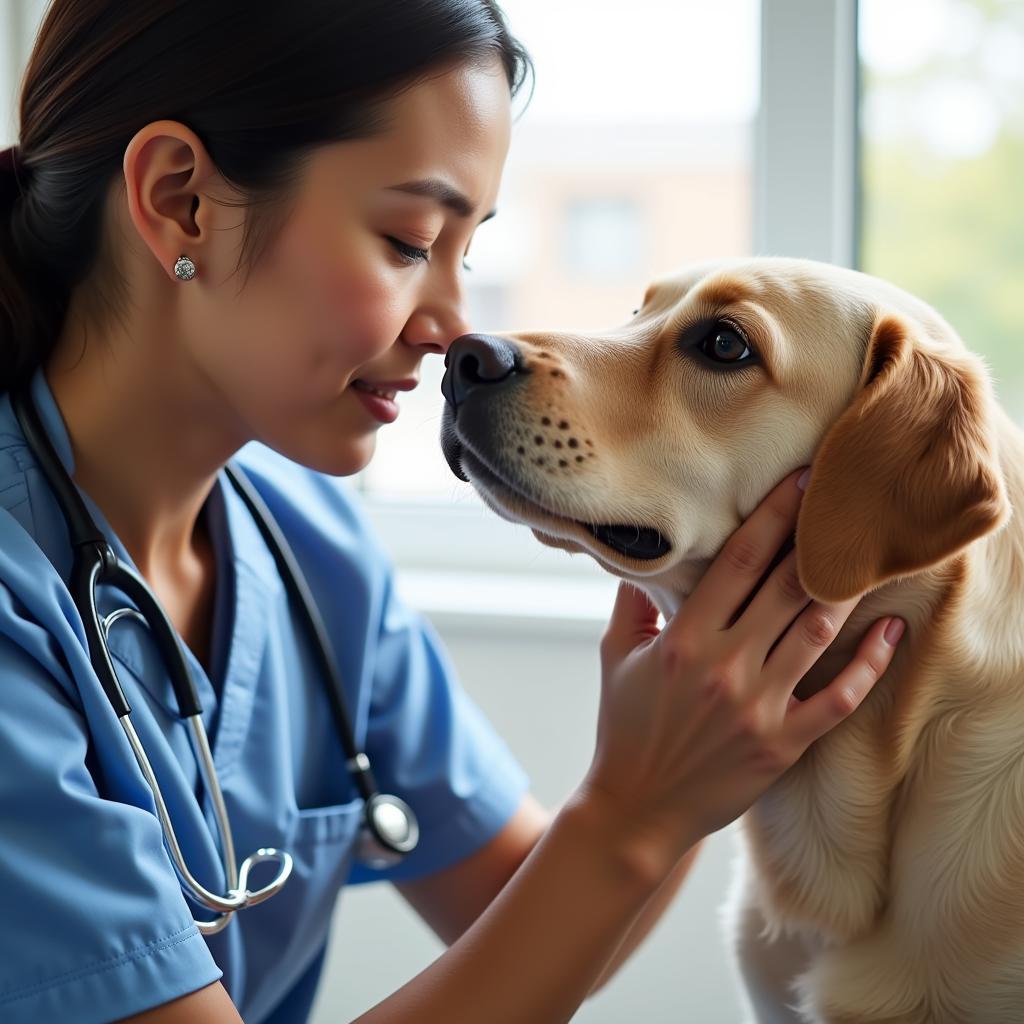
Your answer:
[353,787,693,1024]
[589,839,703,994]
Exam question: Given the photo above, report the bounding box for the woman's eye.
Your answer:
[387,237,430,264]
[698,322,753,365]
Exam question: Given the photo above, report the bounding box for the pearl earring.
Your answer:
[174,255,196,281]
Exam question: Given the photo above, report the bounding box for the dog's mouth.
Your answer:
[452,443,672,563]
[582,522,673,561]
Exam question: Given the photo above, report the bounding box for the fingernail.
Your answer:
[883,617,906,645]
[796,468,811,491]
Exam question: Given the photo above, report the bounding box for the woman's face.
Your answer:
[186,56,512,475]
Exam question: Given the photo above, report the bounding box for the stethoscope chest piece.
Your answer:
[357,794,420,869]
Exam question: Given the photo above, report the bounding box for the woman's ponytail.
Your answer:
[0,145,71,395]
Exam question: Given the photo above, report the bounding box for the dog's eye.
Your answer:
[632,308,640,317]
[698,322,752,365]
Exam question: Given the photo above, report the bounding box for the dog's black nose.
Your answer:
[441,334,520,409]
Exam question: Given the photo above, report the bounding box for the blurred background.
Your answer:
[3,0,1021,1020]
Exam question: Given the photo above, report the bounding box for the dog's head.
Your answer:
[440,257,1009,605]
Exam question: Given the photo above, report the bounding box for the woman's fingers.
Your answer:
[672,468,808,636]
[784,615,905,750]
[758,592,860,692]
[731,547,815,658]
[600,580,662,666]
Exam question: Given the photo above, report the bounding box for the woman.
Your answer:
[0,3,904,1022]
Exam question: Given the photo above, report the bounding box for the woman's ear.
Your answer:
[122,121,218,281]
[795,313,1010,603]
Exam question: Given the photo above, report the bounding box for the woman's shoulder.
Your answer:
[0,395,72,588]
[0,435,88,693]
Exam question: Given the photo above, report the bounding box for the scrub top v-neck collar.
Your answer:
[26,368,279,779]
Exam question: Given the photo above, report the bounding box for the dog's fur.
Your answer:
[439,257,1024,1022]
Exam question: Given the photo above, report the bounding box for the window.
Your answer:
[859,0,1024,418]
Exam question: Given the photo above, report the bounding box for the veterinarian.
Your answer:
[0,3,906,1022]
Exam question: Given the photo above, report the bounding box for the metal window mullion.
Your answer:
[756,0,860,268]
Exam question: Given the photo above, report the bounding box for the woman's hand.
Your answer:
[582,467,905,867]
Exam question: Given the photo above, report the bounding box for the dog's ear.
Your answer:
[795,313,1010,602]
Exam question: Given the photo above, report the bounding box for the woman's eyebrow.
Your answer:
[386,178,496,223]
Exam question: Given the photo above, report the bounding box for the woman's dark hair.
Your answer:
[0,0,532,393]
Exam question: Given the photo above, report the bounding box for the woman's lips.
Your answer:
[351,379,400,422]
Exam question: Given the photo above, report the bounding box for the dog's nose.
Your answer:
[441,334,520,409]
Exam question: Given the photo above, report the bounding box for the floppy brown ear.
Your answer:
[795,313,1010,603]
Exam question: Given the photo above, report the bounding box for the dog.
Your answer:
[437,256,1024,1022]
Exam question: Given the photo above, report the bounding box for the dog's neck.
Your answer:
[645,408,1024,700]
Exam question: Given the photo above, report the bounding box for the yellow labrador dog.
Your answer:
[438,257,1023,1023]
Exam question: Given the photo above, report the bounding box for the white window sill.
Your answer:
[365,497,607,578]
[394,568,619,639]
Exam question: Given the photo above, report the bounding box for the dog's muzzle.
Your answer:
[439,333,672,563]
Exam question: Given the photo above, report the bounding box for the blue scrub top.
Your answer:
[0,370,530,1024]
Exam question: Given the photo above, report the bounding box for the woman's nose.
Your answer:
[402,291,472,355]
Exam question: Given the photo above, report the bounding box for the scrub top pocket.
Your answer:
[290,795,365,848]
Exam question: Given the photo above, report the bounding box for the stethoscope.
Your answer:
[11,386,419,935]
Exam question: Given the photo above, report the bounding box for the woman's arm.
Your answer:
[589,839,704,994]
[397,794,703,996]
[116,984,243,1024]
[357,784,697,1024]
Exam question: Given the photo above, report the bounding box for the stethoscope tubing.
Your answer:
[221,463,380,802]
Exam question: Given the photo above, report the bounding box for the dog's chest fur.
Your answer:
[743,660,904,944]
